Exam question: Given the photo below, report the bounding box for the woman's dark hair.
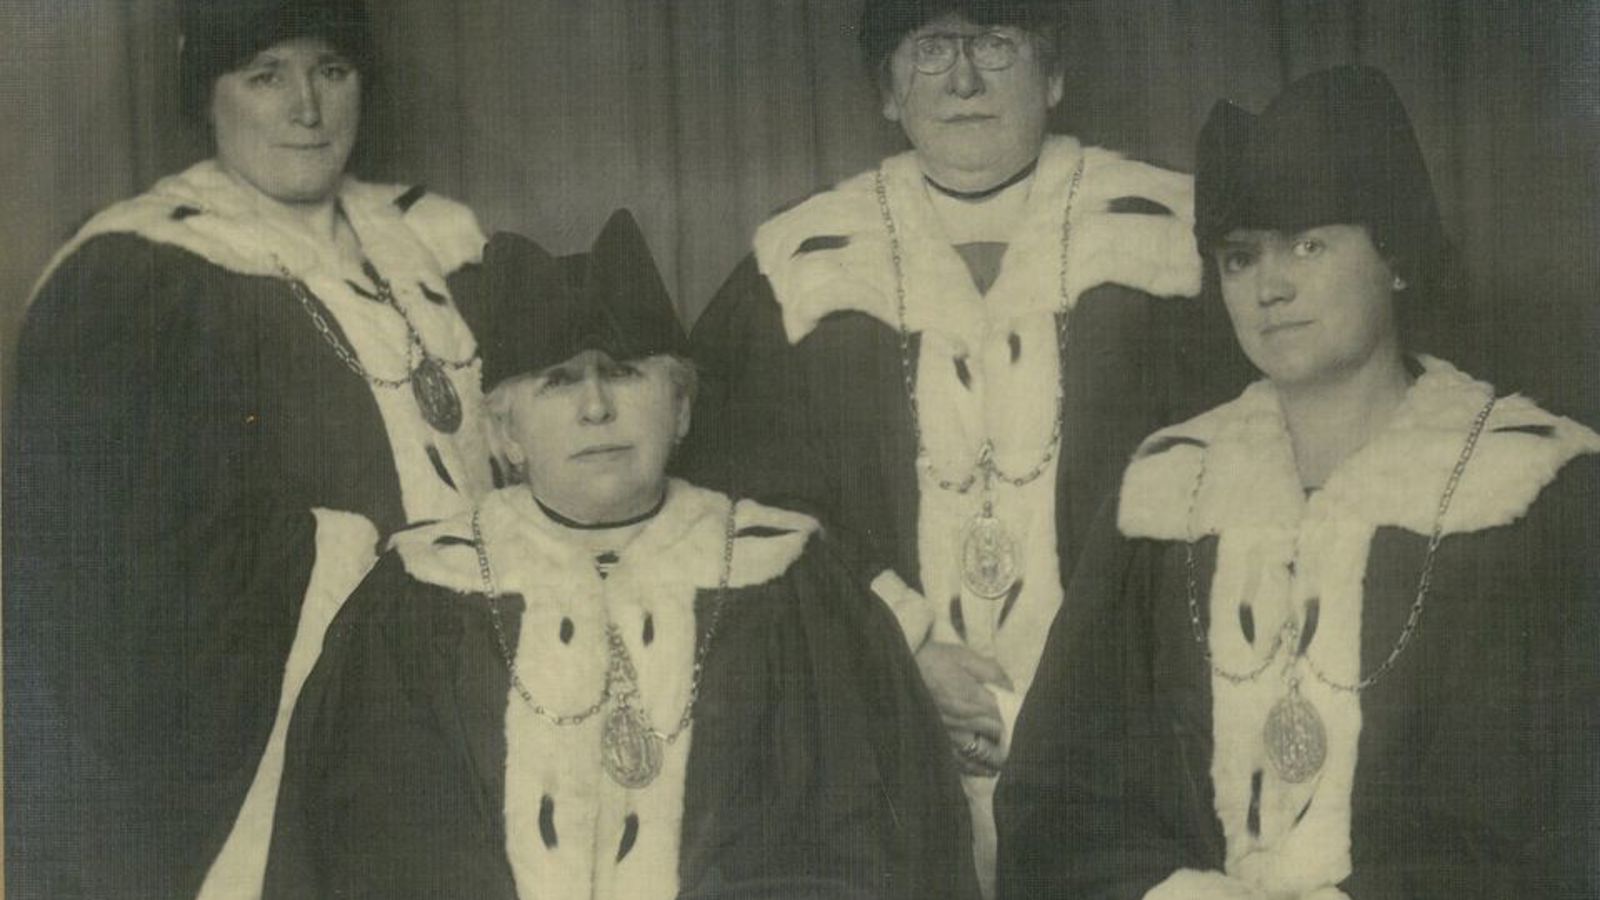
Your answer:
[858,0,1067,85]
[1194,66,1458,355]
[178,0,375,124]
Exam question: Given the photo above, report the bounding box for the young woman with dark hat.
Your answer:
[684,2,1249,893]
[996,65,1600,899]
[262,211,976,900]
[3,1,493,895]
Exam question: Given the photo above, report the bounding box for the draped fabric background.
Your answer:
[2,0,1596,424]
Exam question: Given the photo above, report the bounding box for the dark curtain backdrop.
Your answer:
[2,0,1596,424]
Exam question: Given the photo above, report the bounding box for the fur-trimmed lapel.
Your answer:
[754,135,1201,346]
[391,480,817,900]
[29,161,486,378]
[1119,356,1600,541]
[32,160,485,298]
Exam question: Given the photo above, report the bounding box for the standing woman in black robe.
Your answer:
[3,1,492,896]
[683,4,1250,892]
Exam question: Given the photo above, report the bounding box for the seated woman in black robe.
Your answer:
[264,211,976,900]
[996,66,1599,899]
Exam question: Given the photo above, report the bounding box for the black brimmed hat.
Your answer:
[857,0,1068,71]
[179,0,374,121]
[469,210,687,391]
[1194,65,1444,266]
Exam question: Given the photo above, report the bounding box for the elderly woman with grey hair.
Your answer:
[264,212,977,900]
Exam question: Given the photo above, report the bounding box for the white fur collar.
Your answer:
[394,479,818,595]
[30,160,485,301]
[1120,356,1600,540]
[753,135,1201,345]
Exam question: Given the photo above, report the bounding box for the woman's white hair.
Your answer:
[482,353,697,485]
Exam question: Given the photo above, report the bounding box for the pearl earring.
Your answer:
[1392,275,1408,291]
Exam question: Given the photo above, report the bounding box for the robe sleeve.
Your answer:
[679,534,978,900]
[264,553,519,900]
[685,258,928,642]
[996,488,1214,900]
[1342,453,1600,900]
[2,234,357,896]
[683,259,834,520]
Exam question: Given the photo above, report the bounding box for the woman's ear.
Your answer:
[674,391,692,444]
[1370,229,1410,293]
[485,387,528,468]
[1385,252,1411,293]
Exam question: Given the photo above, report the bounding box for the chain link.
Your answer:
[472,501,737,736]
[361,261,477,371]
[873,157,1084,495]
[275,257,477,391]
[1182,393,1496,692]
[475,509,611,724]
[279,262,413,388]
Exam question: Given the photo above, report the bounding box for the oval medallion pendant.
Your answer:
[600,705,663,790]
[1263,690,1327,783]
[411,358,463,434]
[961,512,1020,600]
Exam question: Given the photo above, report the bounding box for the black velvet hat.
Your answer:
[470,210,687,391]
[179,0,375,121]
[1193,65,1444,266]
[858,0,1069,71]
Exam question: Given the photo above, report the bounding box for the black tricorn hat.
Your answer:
[857,0,1069,70]
[178,0,375,121]
[1194,65,1444,264]
[469,210,687,391]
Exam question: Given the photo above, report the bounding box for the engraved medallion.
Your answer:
[961,512,1020,600]
[1263,689,1327,783]
[600,704,663,789]
[412,358,463,434]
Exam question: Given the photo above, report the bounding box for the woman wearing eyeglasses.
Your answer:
[683,1,1247,893]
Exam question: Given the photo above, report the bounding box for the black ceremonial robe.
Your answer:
[997,358,1600,900]
[683,136,1250,891]
[265,481,976,900]
[4,161,491,899]
[685,136,1250,641]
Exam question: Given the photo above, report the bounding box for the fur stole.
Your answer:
[32,159,483,303]
[1118,356,1600,899]
[753,134,1201,346]
[30,160,494,520]
[1120,355,1600,541]
[392,480,816,900]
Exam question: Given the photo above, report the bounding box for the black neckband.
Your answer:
[924,158,1039,202]
[533,490,666,530]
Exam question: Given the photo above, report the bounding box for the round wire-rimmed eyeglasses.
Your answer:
[910,32,1021,75]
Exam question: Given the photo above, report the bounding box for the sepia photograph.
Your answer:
[2,1,1596,897]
